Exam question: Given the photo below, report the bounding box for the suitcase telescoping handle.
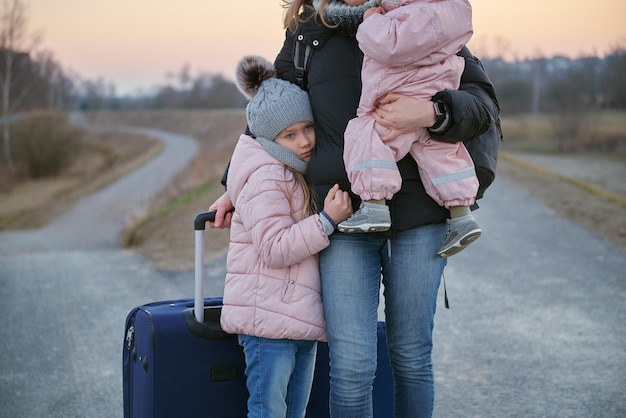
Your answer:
[193,211,216,323]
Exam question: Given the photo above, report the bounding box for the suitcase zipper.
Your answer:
[126,325,135,350]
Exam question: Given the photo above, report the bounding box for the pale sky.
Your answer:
[26,0,626,95]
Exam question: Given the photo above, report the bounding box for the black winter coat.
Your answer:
[273,14,500,232]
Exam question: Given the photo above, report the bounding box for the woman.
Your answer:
[211,0,500,416]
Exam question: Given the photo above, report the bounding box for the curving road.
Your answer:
[0,117,624,417]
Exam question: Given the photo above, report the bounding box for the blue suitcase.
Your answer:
[122,212,248,417]
[123,298,248,417]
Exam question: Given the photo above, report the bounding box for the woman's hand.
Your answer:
[322,184,353,224]
[208,192,234,229]
[372,93,437,141]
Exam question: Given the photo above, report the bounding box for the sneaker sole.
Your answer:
[337,224,391,233]
[437,229,482,258]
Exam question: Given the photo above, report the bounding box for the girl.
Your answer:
[220,55,352,418]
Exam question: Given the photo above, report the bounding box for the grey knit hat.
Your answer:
[235,55,313,141]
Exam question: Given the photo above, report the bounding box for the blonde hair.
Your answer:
[281,0,335,32]
[286,167,317,216]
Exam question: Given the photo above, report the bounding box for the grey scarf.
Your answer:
[255,137,308,174]
[313,0,381,36]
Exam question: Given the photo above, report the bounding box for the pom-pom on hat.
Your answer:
[235,55,313,141]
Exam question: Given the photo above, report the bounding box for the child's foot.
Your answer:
[338,202,391,233]
[437,215,481,258]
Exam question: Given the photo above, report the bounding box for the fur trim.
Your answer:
[313,0,380,36]
[235,55,276,100]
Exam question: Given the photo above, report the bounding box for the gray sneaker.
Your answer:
[338,202,391,233]
[437,216,482,258]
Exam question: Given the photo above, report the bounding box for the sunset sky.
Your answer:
[26,0,626,95]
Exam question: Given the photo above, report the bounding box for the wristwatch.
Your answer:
[430,100,449,130]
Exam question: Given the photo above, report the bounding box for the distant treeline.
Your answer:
[2,46,625,116]
[481,48,626,115]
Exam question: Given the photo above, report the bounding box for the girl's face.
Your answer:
[342,0,369,5]
[274,121,316,162]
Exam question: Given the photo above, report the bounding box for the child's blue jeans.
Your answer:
[238,335,317,418]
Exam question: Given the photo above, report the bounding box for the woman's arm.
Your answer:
[429,46,500,143]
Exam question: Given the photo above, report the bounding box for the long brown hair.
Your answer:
[281,0,334,32]
[285,167,317,217]
[279,0,324,215]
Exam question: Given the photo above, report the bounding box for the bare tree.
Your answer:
[602,43,626,108]
[547,70,597,151]
[0,0,40,170]
[77,77,114,111]
[33,50,64,108]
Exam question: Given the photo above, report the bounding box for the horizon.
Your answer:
[26,0,626,95]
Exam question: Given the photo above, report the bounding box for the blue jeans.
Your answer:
[319,223,447,418]
[238,335,317,418]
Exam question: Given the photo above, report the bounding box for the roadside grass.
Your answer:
[500,109,626,154]
[499,152,626,208]
[122,180,215,247]
[499,109,626,209]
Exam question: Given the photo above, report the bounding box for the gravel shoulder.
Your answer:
[496,152,626,251]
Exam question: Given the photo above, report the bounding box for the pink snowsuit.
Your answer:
[343,0,477,208]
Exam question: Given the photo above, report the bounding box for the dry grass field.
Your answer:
[2,109,625,270]
[0,127,162,229]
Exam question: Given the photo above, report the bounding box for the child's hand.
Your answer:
[364,6,384,20]
[322,184,353,224]
[208,192,234,229]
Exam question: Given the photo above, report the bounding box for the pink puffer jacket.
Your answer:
[220,135,329,342]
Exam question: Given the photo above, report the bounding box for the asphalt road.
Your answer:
[0,124,624,417]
